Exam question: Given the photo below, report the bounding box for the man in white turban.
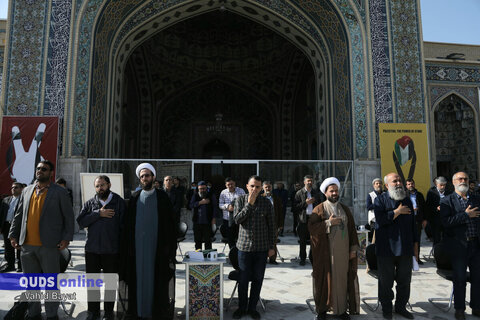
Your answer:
[309,177,359,320]
[119,163,177,319]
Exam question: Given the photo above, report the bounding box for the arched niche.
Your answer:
[433,93,479,180]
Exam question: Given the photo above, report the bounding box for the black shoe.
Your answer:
[86,312,101,320]
[249,310,261,319]
[299,260,306,266]
[0,264,15,272]
[455,310,466,320]
[26,314,43,320]
[382,311,393,319]
[395,308,414,319]
[232,308,245,319]
[46,316,59,320]
[16,267,22,272]
[269,260,278,265]
[103,313,115,320]
[417,259,424,265]
[473,309,480,317]
[316,312,327,320]
[339,312,350,320]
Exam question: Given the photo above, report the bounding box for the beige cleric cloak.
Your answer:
[308,202,360,315]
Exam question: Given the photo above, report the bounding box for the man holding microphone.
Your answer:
[233,175,276,320]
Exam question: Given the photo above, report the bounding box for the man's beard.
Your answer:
[455,183,469,194]
[97,189,111,200]
[374,187,382,192]
[199,191,207,198]
[36,175,49,183]
[327,196,339,203]
[388,186,406,201]
[264,192,271,196]
[141,180,153,190]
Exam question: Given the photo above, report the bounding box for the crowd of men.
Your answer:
[0,160,479,320]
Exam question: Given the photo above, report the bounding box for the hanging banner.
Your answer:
[379,123,431,196]
[0,116,59,195]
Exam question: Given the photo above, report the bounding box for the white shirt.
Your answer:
[306,188,313,215]
[219,187,246,220]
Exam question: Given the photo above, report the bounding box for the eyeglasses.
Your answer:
[11,186,19,189]
[36,167,48,172]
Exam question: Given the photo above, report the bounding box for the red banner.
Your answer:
[0,117,59,196]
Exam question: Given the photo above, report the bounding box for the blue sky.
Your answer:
[0,0,479,45]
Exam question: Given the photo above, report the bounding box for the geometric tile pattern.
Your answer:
[429,85,479,112]
[71,0,104,156]
[389,0,425,122]
[3,0,49,116]
[336,0,368,158]
[426,64,480,83]
[369,0,393,124]
[44,0,72,118]
[188,264,221,319]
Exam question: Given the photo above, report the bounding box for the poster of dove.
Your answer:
[379,123,431,197]
[0,116,59,195]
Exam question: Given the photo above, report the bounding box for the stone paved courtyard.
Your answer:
[0,230,472,319]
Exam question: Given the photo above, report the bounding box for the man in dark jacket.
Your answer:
[77,175,126,320]
[119,163,176,319]
[289,182,302,236]
[374,173,419,320]
[405,178,426,264]
[262,181,283,264]
[163,175,183,226]
[190,180,219,250]
[0,182,23,272]
[425,176,450,245]
[273,182,289,236]
[294,175,325,266]
[440,172,480,320]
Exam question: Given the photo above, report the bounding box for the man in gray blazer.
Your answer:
[9,160,74,320]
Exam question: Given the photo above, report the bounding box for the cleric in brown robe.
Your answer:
[308,177,360,320]
[119,163,177,319]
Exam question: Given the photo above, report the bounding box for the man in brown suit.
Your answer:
[309,177,359,320]
[261,181,284,264]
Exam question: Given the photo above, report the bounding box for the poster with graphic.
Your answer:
[379,123,431,196]
[0,117,59,195]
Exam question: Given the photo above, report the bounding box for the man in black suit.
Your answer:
[425,176,450,245]
[405,179,426,264]
[0,182,24,272]
[440,172,480,320]
[294,175,325,266]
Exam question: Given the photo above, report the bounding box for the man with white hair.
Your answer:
[119,163,177,319]
[374,172,419,320]
[440,172,480,320]
[309,177,360,320]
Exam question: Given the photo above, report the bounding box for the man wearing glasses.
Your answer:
[0,182,24,272]
[9,160,75,320]
[440,172,480,320]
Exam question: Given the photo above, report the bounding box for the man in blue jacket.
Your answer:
[374,172,419,320]
[440,172,480,320]
[77,175,126,320]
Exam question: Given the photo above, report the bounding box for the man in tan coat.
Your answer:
[308,177,359,320]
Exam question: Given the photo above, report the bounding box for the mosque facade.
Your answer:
[0,0,479,221]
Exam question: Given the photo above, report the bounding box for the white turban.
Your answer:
[320,177,340,194]
[135,163,156,178]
